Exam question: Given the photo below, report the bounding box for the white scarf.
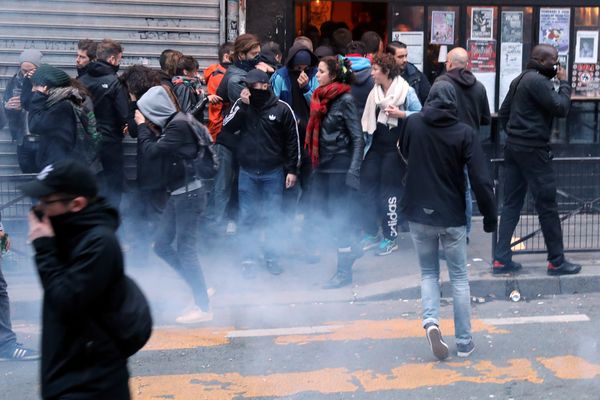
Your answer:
[361,76,410,134]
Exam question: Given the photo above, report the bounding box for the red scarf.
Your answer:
[305,82,351,168]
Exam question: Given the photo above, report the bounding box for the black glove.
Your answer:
[345,171,360,190]
[483,216,498,233]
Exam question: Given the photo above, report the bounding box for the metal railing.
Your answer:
[491,157,600,255]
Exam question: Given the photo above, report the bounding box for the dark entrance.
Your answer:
[295,1,388,49]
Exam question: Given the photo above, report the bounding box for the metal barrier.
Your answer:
[491,157,600,255]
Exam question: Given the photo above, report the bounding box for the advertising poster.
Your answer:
[572,64,600,97]
[539,8,571,55]
[431,11,455,45]
[392,31,424,71]
[471,8,494,40]
[467,40,497,73]
[575,31,599,64]
[501,11,523,43]
[499,42,523,105]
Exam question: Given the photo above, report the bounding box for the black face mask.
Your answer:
[527,59,557,79]
[237,55,261,72]
[248,88,271,108]
[111,63,121,73]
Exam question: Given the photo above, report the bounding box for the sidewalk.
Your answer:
[5,218,600,324]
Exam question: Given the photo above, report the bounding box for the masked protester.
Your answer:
[493,44,581,277]
[221,69,300,278]
[305,56,364,289]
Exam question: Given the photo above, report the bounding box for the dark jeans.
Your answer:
[17,140,40,173]
[495,144,564,265]
[0,263,16,351]
[46,376,130,400]
[99,141,125,210]
[238,167,284,261]
[154,188,210,311]
[360,149,406,240]
[206,144,237,233]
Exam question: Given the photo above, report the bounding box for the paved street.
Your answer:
[3,292,600,399]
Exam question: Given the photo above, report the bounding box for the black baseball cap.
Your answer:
[20,159,99,198]
[245,69,270,86]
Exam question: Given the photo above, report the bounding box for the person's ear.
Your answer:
[69,196,89,213]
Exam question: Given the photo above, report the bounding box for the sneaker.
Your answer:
[207,287,216,298]
[492,260,522,275]
[457,340,475,358]
[265,259,283,275]
[547,260,582,276]
[0,343,40,361]
[360,234,380,251]
[425,323,449,361]
[376,238,398,256]
[226,221,237,235]
[175,307,213,324]
[241,260,257,279]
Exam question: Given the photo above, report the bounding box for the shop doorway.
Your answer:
[295,1,388,50]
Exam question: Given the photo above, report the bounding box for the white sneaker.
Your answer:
[226,221,237,235]
[207,287,216,298]
[175,307,213,324]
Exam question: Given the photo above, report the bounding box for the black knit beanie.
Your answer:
[31,64,71,87]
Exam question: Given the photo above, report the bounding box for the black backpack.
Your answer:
[183,113,219,179]
[101,276,153,357]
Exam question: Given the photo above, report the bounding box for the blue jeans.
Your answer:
[464,167,472,237]
[0,263,16,351]
[238,167,284,261]
[409,222,471,344]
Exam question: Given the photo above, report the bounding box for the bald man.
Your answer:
[437,47,491,131]
[494,44,581,276]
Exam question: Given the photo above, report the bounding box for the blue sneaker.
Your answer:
[361,234,380,251]
[376,238,398,256]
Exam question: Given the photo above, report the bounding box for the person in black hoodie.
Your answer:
[398,81,497,361]
[221,69,300,277]
[22,160,130,399]
[79,39,130,209]
[136,85,214,324]
[494,44,581,276]
[305,56,364,289]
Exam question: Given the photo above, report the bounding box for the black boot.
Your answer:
[323,250,355,289]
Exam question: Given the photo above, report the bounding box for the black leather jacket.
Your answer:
[317,93,364,178]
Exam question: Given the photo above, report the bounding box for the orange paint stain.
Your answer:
[142,327,233,351]
[275,319,508,345]
[538,356,600,379]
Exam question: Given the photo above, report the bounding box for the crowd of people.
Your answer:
[0,22,585,394]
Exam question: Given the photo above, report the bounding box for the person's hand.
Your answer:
[297,71,309,88]
[4,96,21,110]
[208,94,223,104]
[240,88,251,105]
[556,65,567,81]
[483,216,498,233]
[256,62,274,74]
[134,110,146,125]
[24,68,36,79]
[28,211,54,242]
[32,85,48,94]
[285,173,297,189]
[123,124,129,136]
[384,104,406,119]
[0,231,11,252]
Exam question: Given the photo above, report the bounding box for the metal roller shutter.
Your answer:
[0,0,225,95]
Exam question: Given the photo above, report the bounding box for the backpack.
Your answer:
[72,96,103,173]
[100,275,153,358]
[183,113,219,179]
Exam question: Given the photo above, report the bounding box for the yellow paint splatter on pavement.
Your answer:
[143,327,233,351]
[538,356,600,379]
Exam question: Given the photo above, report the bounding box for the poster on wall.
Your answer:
[558,54,569,78]
[501,11,523,43]
[572,64,600,97]
[575,31,599,64]
[392,31,424,71]
[467,40,496,73]
[309,1,332,30]
[471,8,494,40]
[539,8,570,55]
[499,42,523,106]
[431,11,455,45]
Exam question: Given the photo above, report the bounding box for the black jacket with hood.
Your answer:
[401,62,432,106]
[79,60,129,143]
[437,68,491,131]
[221,91,300,175]
[399,81,497,229]
[32,199,129,399]
[317,92,364,179]
[498,66,571,147]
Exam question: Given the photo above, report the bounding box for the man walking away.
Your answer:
[399,81,497,360]
[23,160,134,399]
[387,41,431,105]
[494,44,581,276]
[79,39,130,209]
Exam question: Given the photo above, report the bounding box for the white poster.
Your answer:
[471,8,494,40]
[499,42,523,106]
[431,11,455,45]
[473,72,496,112]
[392,31,424,71]
[575,31,599,64]
[539,8,571,55]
